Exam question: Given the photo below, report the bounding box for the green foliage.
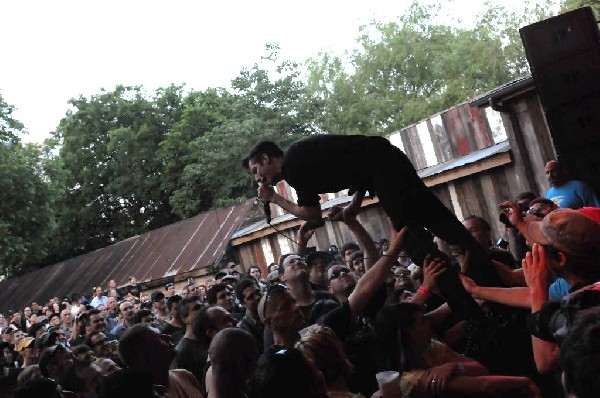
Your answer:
[0,93,58,277]
[305,0,556,135]
[173,45,323,214]
[560,0,600,17]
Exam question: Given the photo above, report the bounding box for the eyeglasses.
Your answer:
[329,267,351,281]
[262,284,287,321]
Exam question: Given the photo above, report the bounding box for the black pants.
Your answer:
[365,138,501,320]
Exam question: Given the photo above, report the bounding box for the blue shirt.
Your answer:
[545,180,600,209]
[548,278,571,301]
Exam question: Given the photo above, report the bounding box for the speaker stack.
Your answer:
[520,7,600,194]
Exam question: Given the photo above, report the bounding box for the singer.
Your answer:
[243,134,501,320]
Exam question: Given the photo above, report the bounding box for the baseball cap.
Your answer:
[151,290,165,302]
[15,337,35,352]
[305,251,334,267]
[524,208,600,257]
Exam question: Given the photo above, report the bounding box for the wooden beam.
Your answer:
[422,152,511,188]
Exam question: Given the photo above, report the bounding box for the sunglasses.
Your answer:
[262,284,288,321]
[329,267,351,281]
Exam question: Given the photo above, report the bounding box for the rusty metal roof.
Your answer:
[0,200,253,314]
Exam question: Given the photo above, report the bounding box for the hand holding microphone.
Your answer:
[258,182,275,224]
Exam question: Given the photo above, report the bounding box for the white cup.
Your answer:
[375,371,400,397]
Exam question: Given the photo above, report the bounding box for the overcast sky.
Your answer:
[1,0,522,144]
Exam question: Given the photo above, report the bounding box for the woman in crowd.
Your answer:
[375,302,541,397]
[296,325,364,398]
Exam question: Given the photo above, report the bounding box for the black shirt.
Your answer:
[282,135,385,207]
[170,337,207,385]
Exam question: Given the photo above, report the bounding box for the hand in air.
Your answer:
[329,204,359,224]
[297,221,315,245]
[422,257,446,291]
[522,244,550,293]
[498,200,524,227]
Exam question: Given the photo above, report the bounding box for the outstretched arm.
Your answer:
[348,224,407,316]
[329,196,378,269]
[460,274,532,308]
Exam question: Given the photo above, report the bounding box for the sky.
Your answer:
[1,0,504,144]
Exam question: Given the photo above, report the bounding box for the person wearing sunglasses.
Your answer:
[327,263,355,304]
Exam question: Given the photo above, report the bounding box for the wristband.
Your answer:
[417,286,431,298]
[456,362,465,375]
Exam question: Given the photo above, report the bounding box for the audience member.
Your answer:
[118,324,201,398]
[544,160,600,209]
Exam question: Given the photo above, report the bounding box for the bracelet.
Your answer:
[456,362,465,375]
[417,286,431,298]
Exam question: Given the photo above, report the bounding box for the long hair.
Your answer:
[374,302,428,372]
[296,325,354,385]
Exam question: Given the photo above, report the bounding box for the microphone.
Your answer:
[263,200,272,224]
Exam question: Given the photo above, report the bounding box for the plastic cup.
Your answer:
[375,371,400,397]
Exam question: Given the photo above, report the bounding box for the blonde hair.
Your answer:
[295,325,354,383]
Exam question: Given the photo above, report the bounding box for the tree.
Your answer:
[53,85,189,256]
[172,45,323,212]
[305,0,556,135]
[560,0,600,17]
[0,93,57,278]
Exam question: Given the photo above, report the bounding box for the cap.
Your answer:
[36,315,48,324]
[48,313,60,322]
[151,290,165,302]
[1,326,14,335]
[221,274,237,282]
[165,282,175,290]
[227,262,237,269]
[305,251,334,266]
[524,208,600,257]
[15,337,35,352]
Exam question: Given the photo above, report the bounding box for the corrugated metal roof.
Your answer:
[0,200,253,314]
[232,141,510,239]
[469,75,534,107]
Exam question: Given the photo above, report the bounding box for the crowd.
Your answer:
[0,156,599,398]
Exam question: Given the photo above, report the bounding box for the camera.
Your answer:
[527,282,600,344]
